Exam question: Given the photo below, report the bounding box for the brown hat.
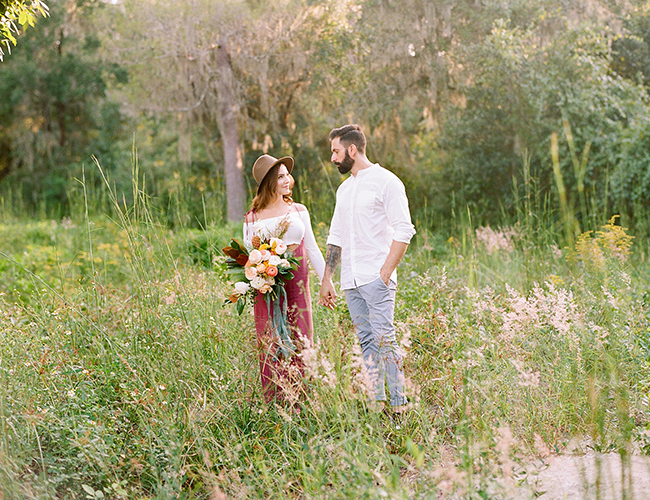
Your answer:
[252,154,294,186]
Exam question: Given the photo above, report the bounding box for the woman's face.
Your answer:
[276,165,291,196]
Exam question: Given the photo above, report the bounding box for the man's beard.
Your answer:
[335,150,354,174]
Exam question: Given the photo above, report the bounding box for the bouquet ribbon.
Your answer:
[266,286,296,360]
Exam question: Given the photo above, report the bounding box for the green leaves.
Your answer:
[438,12,650,224]
[0,0,49,61]
[236,296,246,315]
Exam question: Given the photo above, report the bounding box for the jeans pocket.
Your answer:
[375,276,389,289]
[376,276,396,292]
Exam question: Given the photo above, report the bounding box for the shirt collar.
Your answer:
[354,163,378,178]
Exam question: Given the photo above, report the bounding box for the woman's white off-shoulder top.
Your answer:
[243,207,325,281]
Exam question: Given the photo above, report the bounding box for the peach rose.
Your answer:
[244,266,257,280]
[256,263,266,274]
[248,249,262,265]
[266,265,278,277]
[259,283,272,294]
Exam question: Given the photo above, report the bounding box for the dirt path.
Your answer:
[518,450,650,499]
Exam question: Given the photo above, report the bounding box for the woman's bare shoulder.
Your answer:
[293,203,308,212]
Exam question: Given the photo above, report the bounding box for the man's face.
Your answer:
[331,137,354,174]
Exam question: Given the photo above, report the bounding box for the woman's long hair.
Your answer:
[251,164,294,213]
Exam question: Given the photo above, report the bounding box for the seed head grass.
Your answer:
[0,169,649,498]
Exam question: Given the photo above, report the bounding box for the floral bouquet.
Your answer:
[222,223,300,359]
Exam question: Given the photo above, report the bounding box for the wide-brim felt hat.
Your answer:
[252,154,294,187]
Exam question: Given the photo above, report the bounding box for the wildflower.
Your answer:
[300,345,320,380]
[510,359,540,388]
[475,225,519,255]
[164,292,177,305]
[351,344,378,399]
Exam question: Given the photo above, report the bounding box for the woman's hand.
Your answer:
[319,279,337,310]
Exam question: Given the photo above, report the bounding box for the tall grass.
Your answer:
[0,157,649,499]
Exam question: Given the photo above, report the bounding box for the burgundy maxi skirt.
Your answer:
[253,240,313,403]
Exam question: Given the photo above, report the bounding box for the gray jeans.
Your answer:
[345,277,407,406]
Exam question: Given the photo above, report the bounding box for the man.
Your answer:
[319,124,416,411]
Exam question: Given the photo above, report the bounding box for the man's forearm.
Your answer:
[380,241,409,282]
[323,244,341,280]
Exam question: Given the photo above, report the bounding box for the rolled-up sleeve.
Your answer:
[326,190,343,247]
[384,178,416,244]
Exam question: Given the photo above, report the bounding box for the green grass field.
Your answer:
[1,174,649,499]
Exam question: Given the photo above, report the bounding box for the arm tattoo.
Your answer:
[325,244,341,275]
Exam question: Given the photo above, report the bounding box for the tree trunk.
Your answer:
[177,112,192,167]
[215,42,245,222]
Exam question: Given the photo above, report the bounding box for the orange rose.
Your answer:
[266,265,278,277]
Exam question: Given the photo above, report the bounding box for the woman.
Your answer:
[243,154,325,404]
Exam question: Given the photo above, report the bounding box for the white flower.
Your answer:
[266,276,275,286]
[234,282,250,295]
[251,275,266,290]
[249,249,263,265]
[275,243,287,255]
[268,255,282,266]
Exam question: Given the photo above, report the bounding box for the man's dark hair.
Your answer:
[328,124,366,154]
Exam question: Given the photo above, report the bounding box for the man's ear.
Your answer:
[348,144,358,157]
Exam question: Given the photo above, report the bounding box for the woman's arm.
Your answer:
[296,207,325,280]
[242,211,255,248]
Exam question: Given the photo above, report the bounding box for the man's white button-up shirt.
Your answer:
[326,164,416,290]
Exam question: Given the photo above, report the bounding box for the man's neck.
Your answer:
[351,156,374,177]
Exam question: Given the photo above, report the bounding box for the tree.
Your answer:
[98,0,352,222]
[0,0,128,208]
[437,6,649,227]
[0,0,49,60]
